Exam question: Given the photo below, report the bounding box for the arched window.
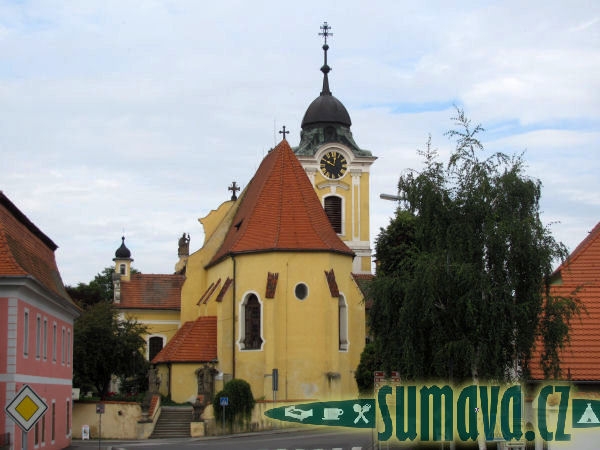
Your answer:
[149,336,164,361]
[339,295,348,351]
[119,263,126,275]
[241,294,263,350]
[324,196,342,234]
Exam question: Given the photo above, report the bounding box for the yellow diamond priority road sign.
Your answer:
[5,385,48,432]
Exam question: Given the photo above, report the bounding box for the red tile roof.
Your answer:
[530,222,600,381]
[151,316,217,364]
[353,273,374,309]
[0,191,73,304]
[119,273,184,310]
[208,140,353,267]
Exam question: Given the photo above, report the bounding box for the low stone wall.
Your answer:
[200,401,287,435]
[74,398,282,439]
[73,398,160,440]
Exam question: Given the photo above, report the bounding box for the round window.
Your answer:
[295,283,308,300]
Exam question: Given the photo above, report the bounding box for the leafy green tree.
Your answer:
[368,109,581,386]
[355,342,383,395]
[212,379,255,429]
[73,301,147,399]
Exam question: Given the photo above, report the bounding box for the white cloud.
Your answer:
[1,0,599,284]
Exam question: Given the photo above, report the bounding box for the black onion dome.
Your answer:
[301,94,352,128]
[115,236,131,258]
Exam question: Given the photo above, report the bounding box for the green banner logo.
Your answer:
[265,384,600,443]
[572,399,600,428]
[264,399,375,428]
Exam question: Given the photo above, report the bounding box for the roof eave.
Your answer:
[206,247,355,269]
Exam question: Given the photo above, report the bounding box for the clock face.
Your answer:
[320,151,348,179]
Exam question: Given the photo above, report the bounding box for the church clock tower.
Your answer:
[294,22,376,274]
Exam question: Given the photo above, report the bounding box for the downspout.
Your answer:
[232,255,236,379]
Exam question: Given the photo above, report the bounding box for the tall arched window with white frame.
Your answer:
[239,294,263,350]
[339,295,348,351]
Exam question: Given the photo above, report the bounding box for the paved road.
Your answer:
[66,427,381,450]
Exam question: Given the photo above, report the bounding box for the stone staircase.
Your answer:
[150,406,192,438]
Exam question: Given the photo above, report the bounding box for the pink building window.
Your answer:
[67,329,71,366]
[52,323,57,362]
[41,414,46,444]
[66,400,70,436]
[36,315,41,359]
[43,318,48,360]
[61,328,66,365]
[51,402,55,442]
[23,310,29,356]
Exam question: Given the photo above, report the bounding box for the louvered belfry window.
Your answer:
[324,196,342,234]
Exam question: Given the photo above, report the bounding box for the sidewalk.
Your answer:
[65,426,305,449]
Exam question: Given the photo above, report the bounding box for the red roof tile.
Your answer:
[208,140,353,267]
[151,316,217,364]
[530,222,600,381]
[0,191,73,304]
[119,273,184,310]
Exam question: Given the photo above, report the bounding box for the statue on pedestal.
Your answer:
[178,233,190,257]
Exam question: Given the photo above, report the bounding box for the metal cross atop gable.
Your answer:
[279,125,289,140]
[228,181,240,201]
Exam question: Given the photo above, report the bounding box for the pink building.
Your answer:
[0,192,79,450]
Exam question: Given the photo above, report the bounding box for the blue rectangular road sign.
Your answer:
[220,397,229,406]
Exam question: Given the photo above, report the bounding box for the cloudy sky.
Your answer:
[2,1,599,286]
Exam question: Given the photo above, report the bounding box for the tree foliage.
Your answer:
[73,300,148,399]
[66,266,139,307]
[368,108,580,385]
[212,379,255,428]
[355,342,383,395]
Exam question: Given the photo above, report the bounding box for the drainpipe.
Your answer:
[232,255,236,379]
[167,363,172,399]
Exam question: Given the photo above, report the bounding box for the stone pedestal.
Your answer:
[190,421,205,437]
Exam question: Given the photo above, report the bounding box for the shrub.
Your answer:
[212,378,255,428]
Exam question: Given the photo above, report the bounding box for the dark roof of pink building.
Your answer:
[0,191,73,304]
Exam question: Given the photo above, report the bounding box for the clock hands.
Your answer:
[320,152,347,179]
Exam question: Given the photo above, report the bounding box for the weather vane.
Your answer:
[318,22,333,96]
[319,21,333,44]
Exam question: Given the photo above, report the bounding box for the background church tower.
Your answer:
[294,22,376,274]
[113,236,133,281]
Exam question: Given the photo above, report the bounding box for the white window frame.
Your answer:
[339,294,349,352]
[238,292,264,351]
[23,309,30,357]
[36,314,42,359]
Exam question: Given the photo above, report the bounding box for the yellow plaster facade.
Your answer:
[296,142,376,274]
[174,230,365,402]
[118,309,181,360]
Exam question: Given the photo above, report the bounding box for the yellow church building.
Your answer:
[113,23,375,404]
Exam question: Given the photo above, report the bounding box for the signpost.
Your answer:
[96,403,104,450]
[272,368,278,405]
[220,396,228,430]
